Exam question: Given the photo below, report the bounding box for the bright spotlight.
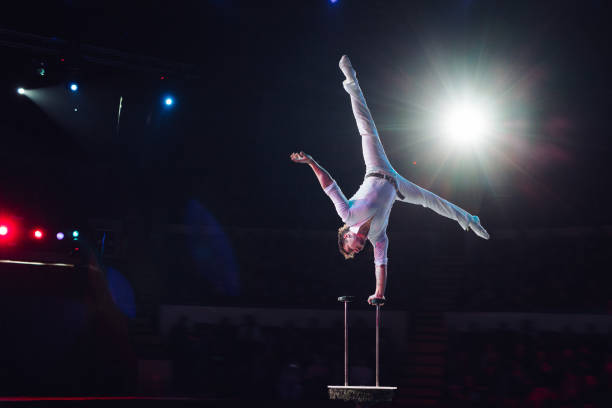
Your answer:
[0,226,7,236]
[33,229,43,239]
[440,100,492,146]
[69,83,78,92]
[72,230,79,239]
[56,232,65,240]
[17,88,25,95]
[164,97,174,106]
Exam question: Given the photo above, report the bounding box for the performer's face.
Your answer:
[343,232,366,255]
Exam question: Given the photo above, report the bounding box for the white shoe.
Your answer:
[339,55,357,83]
[468,215,490,240]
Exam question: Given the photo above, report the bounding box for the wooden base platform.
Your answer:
[328,385,397,403]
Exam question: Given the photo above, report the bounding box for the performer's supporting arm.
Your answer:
[368,264,387,305]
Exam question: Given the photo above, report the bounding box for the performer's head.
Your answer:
[337,224,366,259]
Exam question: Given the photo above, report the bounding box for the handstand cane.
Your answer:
[338,295,354,386]
[328,296,397,406]
[372,297,384,387]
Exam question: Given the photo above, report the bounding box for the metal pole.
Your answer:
[344,301,348,386]
[375,304,380,387]
[338,295,353,387]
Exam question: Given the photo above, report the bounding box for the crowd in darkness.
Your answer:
[165,314,397,400]
[445,324,612,407]
[3,225,610,399]
[155,228,612,405]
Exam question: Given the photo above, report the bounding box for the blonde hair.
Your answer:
[337,224,355,260]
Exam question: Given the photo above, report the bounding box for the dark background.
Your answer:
[0,0,611,405]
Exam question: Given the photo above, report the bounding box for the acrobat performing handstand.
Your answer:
[290,55,489,306]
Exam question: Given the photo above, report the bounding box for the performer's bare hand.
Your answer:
[368,294,386,306]
[290,151,313,164]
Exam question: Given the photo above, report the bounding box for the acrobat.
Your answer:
[290,55,489,305]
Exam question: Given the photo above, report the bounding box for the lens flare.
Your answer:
[440,100,493,147]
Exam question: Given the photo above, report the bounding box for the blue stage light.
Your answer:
[69,83,78,92]
[56,232,65,240]
[330,0,338,3]
[165,97,174,106]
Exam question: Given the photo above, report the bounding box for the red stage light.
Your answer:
[33,229,43,239]
[0,217,19,243]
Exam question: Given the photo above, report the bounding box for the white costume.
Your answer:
[325,56,487,265]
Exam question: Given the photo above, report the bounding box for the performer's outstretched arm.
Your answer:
[290,151,351,222]
[290,151,333,190]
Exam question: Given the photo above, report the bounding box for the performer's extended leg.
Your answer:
[395,175,470,229]
[396,175,489,239]
[339,55,395,176]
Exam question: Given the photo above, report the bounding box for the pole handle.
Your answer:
[370,297,385,306]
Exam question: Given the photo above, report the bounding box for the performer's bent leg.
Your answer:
[396,174,472,231]
[339,56,395,175]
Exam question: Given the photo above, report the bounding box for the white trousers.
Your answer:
[343,78,472,231]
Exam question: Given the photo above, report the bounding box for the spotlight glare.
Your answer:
[69,83,78,92]
[440,100,493,147]
[72,230,79,239]
[0,226,7,236]
[56,232,65,240]
[33,229,43,239]
[164,97,174,106]
[17,88,25,95]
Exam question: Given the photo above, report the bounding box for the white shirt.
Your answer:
[324,175,397,265]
